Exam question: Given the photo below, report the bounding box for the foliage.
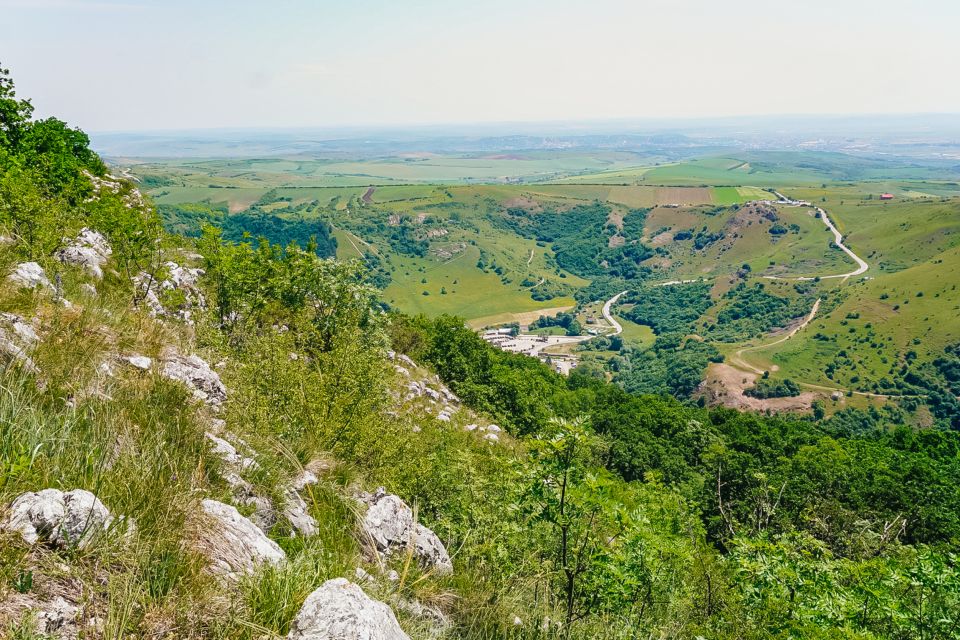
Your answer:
[745,377,801,399]
[621,283,713,335]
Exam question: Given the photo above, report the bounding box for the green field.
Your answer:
[133,152,960,416]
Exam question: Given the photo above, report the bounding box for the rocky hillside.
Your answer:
[2,66,960,640]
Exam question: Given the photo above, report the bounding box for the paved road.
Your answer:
[602,291,628,336]
[765,192,869,281]
[806,206,869,280]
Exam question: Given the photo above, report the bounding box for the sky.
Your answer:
[2,0,959,132]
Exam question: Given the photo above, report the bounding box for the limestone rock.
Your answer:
[287,578,410,640]
[284,471,319,537]
[134,261,206,323]
[122,354,152,370]
[360,489,452,576]
[33,596,79,637]
[0,312,40,373]
[8,262,52,290]
[195,499,285,580]
[55,228,112,279]
[3,488,113,549]
[161,350,227,406]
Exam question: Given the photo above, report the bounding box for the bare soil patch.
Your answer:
[701,363,817,413]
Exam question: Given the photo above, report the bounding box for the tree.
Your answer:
[0,63,33,150]
[524,417,618,634]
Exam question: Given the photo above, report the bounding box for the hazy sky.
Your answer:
[2,0,958,132]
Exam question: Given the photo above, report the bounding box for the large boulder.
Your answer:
[360,489,452,576]
[2,488,114,549]
[8,262,52,290]
[287,578,410,640]
[194,499,285,580]
[160,350,227,406]
[55,228,112,279]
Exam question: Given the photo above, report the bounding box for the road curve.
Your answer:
[807,206,868,280]
[768,191,869,281]
[602,291,628,336]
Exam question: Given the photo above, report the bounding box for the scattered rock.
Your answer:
[121,354,152,370]
[8,262,52,290]
[483,433,500,443]
[55,228,112,279]
[79,283,98,297]
[161,349,227,406]
[284,471,319,537]
[3,488,114,549]
[354,566,375,584]
[395,597,450,633]
[0,312,40,373]
[134,261,206,323]
[287,578,410,640]
[205,432,256,471]
[486,424,502,434]
[359,489,453,575]
[194,499,285,580]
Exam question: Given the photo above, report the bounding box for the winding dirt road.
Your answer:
[729,298,821,374]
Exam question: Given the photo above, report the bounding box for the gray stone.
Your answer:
[8,262,52,290]
[360,489,452,576]
[0,313,40,374]
[287,578,410,640]
[55,228,112,279]
[3,488,114,549]
[161,350,227,406]
[33,596,79,637]
[284,471,319,537]
[196,499,285,580]
[122,354,152,370]
[134,261,206,323]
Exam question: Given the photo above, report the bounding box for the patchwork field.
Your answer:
[129,152,960,421]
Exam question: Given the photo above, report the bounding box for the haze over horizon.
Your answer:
[4,0,959,133]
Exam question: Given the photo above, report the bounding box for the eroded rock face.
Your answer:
[359,489,452,576]
[160,350,227,406]
[8,262,52,290]
[135,261,206,323]
[194,499,285,580]
[287,578,410,640]
[55,228,112,279]
[2,489,114,549]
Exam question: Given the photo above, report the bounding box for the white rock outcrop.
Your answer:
[195,499,285,580]
[135,261,206,323]
[55,228,112,279]
[8,262,52,290]
[161,350,227,406]
[2,488,114,549]
[287,578,410,640]
[359,489,452,576]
